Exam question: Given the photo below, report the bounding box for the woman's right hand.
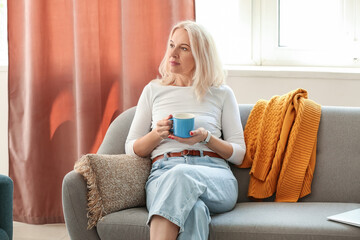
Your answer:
[155,114,173,140]
[133,114,173,157]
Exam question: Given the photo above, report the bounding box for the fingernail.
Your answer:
[190,131,193,136]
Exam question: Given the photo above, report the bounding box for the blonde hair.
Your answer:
[158,20,226,100]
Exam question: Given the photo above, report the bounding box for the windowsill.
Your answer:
[225,65,360,80]
[1,65,359,80]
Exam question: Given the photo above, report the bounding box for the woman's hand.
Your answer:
[154,114,173,140]
[133,115,172,157]
[169,127,207,145]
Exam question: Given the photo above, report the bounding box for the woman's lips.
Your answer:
[170,61,180,66]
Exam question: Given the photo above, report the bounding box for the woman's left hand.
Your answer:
[168,127,208,145]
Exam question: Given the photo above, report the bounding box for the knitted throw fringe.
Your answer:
[74,155,104,229]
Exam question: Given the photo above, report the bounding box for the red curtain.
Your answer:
[8,0,194,224]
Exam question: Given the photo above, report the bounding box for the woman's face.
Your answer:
[167,28,195,80]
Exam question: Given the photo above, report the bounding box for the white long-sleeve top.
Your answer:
[125,80,246,165]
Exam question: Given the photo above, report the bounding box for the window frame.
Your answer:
[261,0,360,67]
[195,0,360,68]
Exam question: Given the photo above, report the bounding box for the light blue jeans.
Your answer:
[145,152,238,240]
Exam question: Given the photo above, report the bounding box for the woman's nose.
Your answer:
[170,47,179,57]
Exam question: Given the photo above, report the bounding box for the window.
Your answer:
[195,0,253,66]
[0,0,7,66]
[195,0,360,68]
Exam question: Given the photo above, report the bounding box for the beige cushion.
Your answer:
[74,154,151,229]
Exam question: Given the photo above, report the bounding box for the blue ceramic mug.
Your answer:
[170,113,195,138]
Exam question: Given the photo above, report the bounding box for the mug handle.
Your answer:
[169,117,174,133]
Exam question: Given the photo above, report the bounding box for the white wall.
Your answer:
[0,67,359,176]
[0,67,8,176]
[226,67,360,107]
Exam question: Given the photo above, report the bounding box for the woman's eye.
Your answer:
[181,47,188,51]
[169,43,175,48]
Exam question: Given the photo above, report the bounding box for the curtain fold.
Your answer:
[8,0,194,224]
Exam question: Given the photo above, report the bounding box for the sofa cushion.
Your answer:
[210,202,360,240]
[74,154,151,229]
[96,202,360,240]
[234,106,360,204]
[97,208,149,240]
[302,106,360,203]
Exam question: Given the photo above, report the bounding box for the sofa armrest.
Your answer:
[62,170,100,240]
[0,174,13,240]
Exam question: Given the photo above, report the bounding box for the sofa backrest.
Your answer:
[301,106,360,203]
[234,104,360,203]
[98,105,360,204]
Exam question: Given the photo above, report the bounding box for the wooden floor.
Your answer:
[13,221,70,240]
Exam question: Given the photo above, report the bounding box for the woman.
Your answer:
[125,20,246,240]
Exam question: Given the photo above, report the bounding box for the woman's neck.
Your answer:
[173,75,192,86]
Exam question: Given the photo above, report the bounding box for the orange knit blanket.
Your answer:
[236,89,321,202]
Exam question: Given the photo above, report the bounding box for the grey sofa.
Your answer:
[62,104,360,240]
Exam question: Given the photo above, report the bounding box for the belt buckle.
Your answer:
[181,150,190,156]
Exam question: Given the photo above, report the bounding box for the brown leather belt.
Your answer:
[152,150,223,164]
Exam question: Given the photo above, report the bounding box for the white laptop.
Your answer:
[327,208,360,228]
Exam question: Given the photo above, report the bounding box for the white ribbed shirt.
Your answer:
[125,80,246,165]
